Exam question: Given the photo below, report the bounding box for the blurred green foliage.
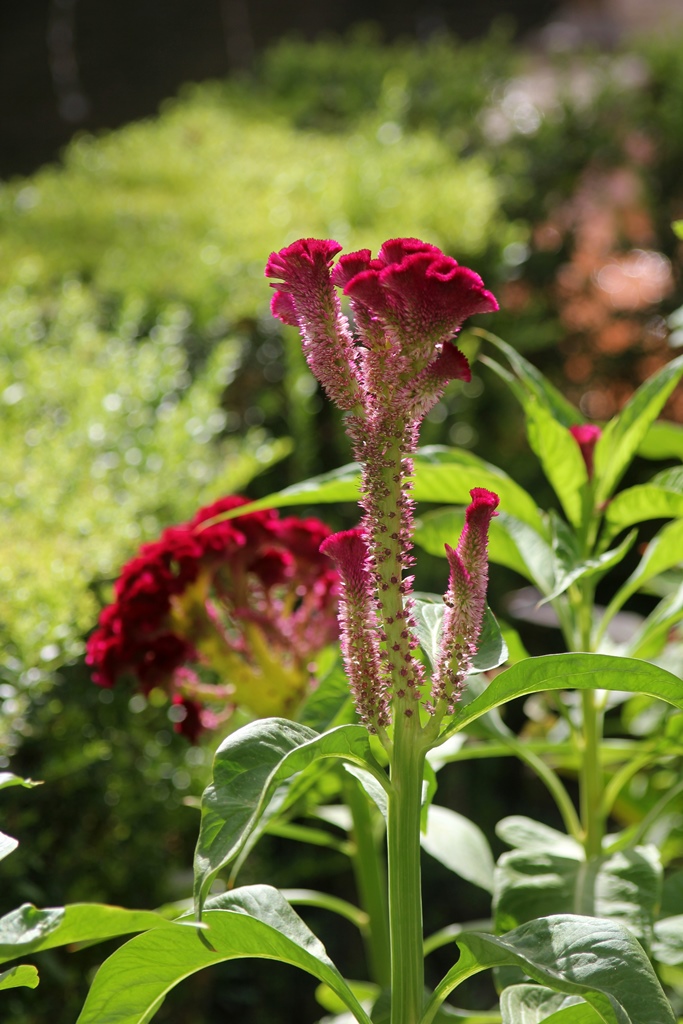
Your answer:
[2,24,683,1024]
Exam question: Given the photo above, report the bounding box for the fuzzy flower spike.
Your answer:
[267,237,498,733]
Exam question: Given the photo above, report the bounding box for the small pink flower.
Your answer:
[320,529,388,730]
[431,488,499,711]
[570,424,602,479]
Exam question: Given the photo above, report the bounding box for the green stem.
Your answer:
[579,688,605,859]
[388,711,427,1024]
[345,775,392,989]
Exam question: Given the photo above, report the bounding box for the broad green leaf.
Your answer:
[493,846,662,944]
[77,885,372,1024]
[673,221,683,240]
[421,805,495,893]
[412,596,507,674]
[638,420,683,461]
[652,915,683,965]
[543,530,637,604]
[315,979,379,1014]
[421,915,676,1024]
[194,719,387,914]
[0,964,39,991]
[496,817,583,859]
[603,485,683,541]
[593,354,683,503]
[443,654,683,741]
[481,333,582,427]
[542,1007,605,1024]
[500,984,590,1024]
[624,580,683,659]
[602,518,683,629]
[415,508,553,592]
[0,773,40,790]
[525,400,588,526]
[231,447,544,533]
[0,830,18,862]
[0,903,188,966]
[298,656,354,733]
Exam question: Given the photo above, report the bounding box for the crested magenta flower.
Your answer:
[86,497,339,740]
[267,237,498,730]
[430,489,500,712]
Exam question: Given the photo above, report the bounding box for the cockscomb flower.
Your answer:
[86,497,339,740]
[570,423,602,480]
[267,237,498,730]
[431,488,500,712]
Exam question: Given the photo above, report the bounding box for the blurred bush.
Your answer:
[2,25,683,1024]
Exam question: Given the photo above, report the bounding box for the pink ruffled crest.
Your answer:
[265,238,342,298]
[569,423,602,479]
[338,237,498,354]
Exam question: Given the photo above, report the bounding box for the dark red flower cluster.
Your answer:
[86,497,339,741]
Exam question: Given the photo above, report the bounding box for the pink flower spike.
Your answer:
[569,424,602,479]
[265,238,362,410]
[320,529,389,730]
[431,488,499,711]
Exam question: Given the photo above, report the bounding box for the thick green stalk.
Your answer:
[579,688,605,859]
[388,710,427,1024]
[345,776,392,989]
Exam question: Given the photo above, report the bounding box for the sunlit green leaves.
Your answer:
[442,654,683,741]
[421,805,495,893]
[500,985,595,1024]
[0,903,187,967]
[525,400,588,527]
[423,915,675,1024]
[593,354,683,504]
[76,885,373,1024]
[0,964,39,991]
[601,518,683,633]
[494,843,662,945]
[194,719,387,913]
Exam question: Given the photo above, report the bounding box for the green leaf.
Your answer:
[421,805,495,893]
[0,903,188,966]
[496,817,583,859]
[500,984,592,1024]
[193,719,386,914]
[0,964,40,991]
[232,447,544,533]
[624,580,683,659]
[442,654,683,741]
[593,354,683,503]
[0,773,40,791]
[481,333,582,427]
[541,1007,605,1024]
[603,485,683,542]
[493,845,662,945]
[421,915,676,1024]
[411,597,508,675]
[638,420,683,461]
[76,885,373,1024]
[602,518,683,629]
[0,830,18,862]
[673,221,683,240]
[298,656,354,732]
[652,915,683,966]
[315,979,379,1014]
[414,508,553,593]
[543,530,637,604]
[525,399,588,527]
